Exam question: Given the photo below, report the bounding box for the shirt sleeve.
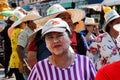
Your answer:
[17,31,28,48]
[28,40,37,51]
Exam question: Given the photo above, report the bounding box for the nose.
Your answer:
[53,37,59,43]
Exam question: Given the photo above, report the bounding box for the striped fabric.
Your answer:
[28,54,96,80]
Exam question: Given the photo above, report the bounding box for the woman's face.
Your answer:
[56,12,75,31]
[45,32,71,56]
[109,17,120,38]
[28,21,37,31]
[86,25,95,33]
[20,22,26,29]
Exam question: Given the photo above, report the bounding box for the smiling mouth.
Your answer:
[53,44,61,48]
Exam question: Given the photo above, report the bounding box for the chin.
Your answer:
[52,50,63,56]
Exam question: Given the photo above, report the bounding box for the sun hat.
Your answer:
[11,10,41,28]
[34,4,85,26]
[103,9,120,31]
[113,24,120,31]
[10,7,27,21]
[21,10,41,22]
[29,27,43,41]
[84,17,98,26]
[10,11,26,28]
[41,18,71,37]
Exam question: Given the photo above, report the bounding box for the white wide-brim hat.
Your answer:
[11,19,22,28]
[34,4,85,26]
[103,10,120,32]
[11,13,26,28]
[84,17,98,26]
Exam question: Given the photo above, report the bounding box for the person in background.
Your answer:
[95,24,120,80]
[0,18,14,78]
[55,12,88,55]
[8,16,26,80]
[28,18,96,80]
[80,17,100,46]
[87,9,120,70]
[27,29,51,69]
[17,11,40,80]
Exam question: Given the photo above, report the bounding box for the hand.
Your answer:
[19,61,31,75]
[86,32,92,42]
[94,26,100,36]
[24,65,31,75]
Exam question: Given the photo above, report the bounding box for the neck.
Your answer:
[109,30,119,39]
[50,51,75,68]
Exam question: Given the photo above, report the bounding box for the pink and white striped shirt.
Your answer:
[28,54,96,80]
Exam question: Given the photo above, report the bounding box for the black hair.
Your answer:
[11,3,17,8]
[34,30,43,48]
[66,30,72,38]
[5,17,14,27]
[105,19,115,33]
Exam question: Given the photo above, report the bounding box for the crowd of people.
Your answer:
[0,2,120,80]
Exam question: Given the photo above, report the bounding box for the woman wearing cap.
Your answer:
[34,4,88,55]
[87,9,120,70]
[80,17,100,46]
[28,18,96,80]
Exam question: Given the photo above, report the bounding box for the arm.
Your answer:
[17,45,31,75]
[17,45,25,63]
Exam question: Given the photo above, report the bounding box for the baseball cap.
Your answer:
[41,18,71,37]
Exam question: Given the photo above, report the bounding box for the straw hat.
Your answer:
[84,17,98,26]
[29,27,42,41]
[30,4,85,41]
[21,10,41,22]
[34,4,85,26]
[103,10,120,31]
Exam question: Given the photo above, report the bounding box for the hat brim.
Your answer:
[22,15,41,22]
[11,19,22,28]
[42,27,66,37]
[85,23,98,26]
[29,27,42,41]
[102,16,120,32]
[34,9,85,26]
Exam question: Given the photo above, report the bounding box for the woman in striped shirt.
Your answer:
[28,18,96,80]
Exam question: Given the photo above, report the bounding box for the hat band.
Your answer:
[107,15,117,22]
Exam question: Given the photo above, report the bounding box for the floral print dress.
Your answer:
[87,32,120,70]
[9,28,23,68]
